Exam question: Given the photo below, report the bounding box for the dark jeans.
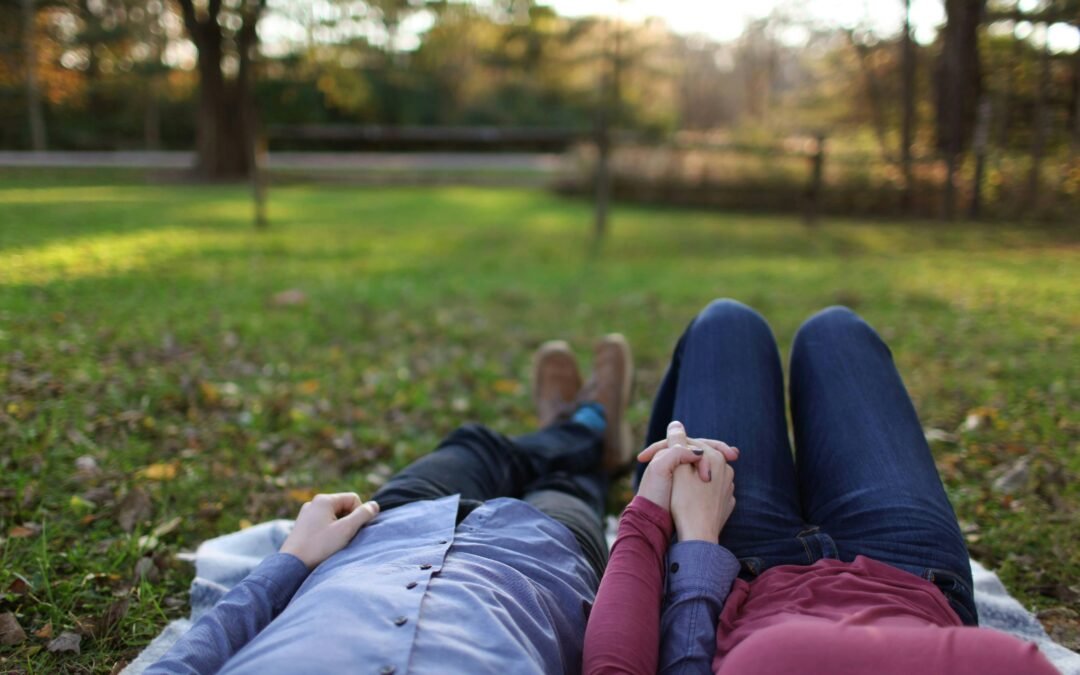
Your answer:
[372,421,609,580]
[636,299,977,625]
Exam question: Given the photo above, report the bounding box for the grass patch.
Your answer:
[1,171,1077,671]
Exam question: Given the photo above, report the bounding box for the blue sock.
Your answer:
[571,402,606,434]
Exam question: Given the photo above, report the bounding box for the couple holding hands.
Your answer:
[149,300,1055,674]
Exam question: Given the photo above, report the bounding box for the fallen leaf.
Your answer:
[82,486,116,506]
[238,519,253,530]
[74,455,100,478]
[271,289,308,307]
[133,557,159,584]
[116,488,153,532]
[151,516,182,538]
[7,577,30,595]
[137,462,179,481]
[34,622,53,639]
[198,380,220,405]
[287,488,317,503]
[0,612,26,645]
[8,523,41,538]
[298,379,320,395]
[492,379,522,395]
[47,631,81,654]
[992,456,1032,495]
[95,598,130,636]
[924,428,958,444]
[69,494,95,513]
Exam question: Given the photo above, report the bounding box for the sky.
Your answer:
[252,0,1080,61]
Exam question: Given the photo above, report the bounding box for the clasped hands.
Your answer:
[638,421,737,543]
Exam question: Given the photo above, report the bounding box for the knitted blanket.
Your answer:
[122,519,1080,674]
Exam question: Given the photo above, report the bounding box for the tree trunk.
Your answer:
[21,0,47,151]
[901,0,916,214]
[1027,34,1050,210]
[969,99,991,219]
[179,0,263,180]
[935,0,986,219]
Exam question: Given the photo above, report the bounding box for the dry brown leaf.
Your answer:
[271,289,308,307]
[34,622,53,639]
[116,488,153,533]
[47,631,81,654]
[133,557,159,584]
[95,598,130,636]
[8,523,41,538]
[7,577,30,595]
[0,612,27,645]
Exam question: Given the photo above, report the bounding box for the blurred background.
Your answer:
[1,1,1078,672]
[3,0,1080,220]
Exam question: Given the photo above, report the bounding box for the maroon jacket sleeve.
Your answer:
[583,496,674,675]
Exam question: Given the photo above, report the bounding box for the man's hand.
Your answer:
[670,450,736,543]
[280,493,380,570]
[637,421,738,510]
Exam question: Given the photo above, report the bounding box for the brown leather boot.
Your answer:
[532,340,583,428]
[581,334,634,474]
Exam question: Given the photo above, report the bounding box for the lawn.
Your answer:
[0,170,1077,672]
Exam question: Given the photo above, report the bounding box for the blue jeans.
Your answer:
[372,420,609,580]
[636,300,977,625]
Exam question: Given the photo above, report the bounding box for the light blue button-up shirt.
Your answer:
[148,495,598,675]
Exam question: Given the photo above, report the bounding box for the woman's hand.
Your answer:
[636,421,738,510]
[280,493,380,570]
[670,449,736,542]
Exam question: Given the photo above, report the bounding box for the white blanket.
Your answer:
[123,519,1080,674]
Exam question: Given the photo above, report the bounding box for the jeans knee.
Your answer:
[793,306,881,358]
[796,306,864,341]
[441,423,501,452]
[693,299,772,339]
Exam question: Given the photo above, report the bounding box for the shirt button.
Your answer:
[670,562,680,573]
[379,666,396,675]
[420,563,432,570]
[393,616,408,626]
[406,581,418,589]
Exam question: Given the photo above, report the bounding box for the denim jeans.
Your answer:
[636,299,977,625]
[373,420,609,579]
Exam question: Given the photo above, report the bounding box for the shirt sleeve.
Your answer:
[583,496,674,675]
[145,552,310,675]
[659,541,740,675]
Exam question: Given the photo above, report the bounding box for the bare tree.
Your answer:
[176,0,266,180]
[21,0,47,151]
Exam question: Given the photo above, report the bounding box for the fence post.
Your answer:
[804,134,826,226]
[251,132,268,230]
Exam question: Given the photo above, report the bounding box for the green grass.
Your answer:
[0,170,1077,672]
